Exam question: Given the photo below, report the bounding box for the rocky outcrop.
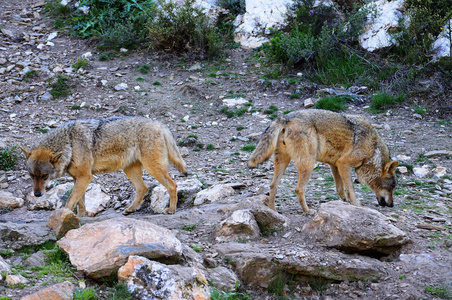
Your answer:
[57,218,182,279]
[215,209,261,242]
[119,256,210,300]
[302,201,411,256]
[194,184,235,206]
[0,190,24,209]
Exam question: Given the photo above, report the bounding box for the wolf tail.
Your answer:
[248,119,286,167]
[162,125,188,175]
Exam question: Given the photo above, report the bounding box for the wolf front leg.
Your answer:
[65,174,92,216]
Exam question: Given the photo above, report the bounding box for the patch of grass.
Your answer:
[236,126,245,131]
[182,224,197,231]
[211,282,250,300]
[49,74,71,98]
[136,77,145,81]
[0,146,20,171]
[220,107,248,118]
[71,104,81,110]
[99,52,116,61]
[268,269,291,298]
[72,58,89,70]
[413,105,428,116]
[241,145,256,152]
[283,110,293,115]
[289,92,301,99]
[38,128,49,133]
[152,81,162,86]
[0,249,14,258]
[314,95,348,112]
[106,283,133,300]
[138,64,151,74]
[23,70,38,82]
[189,243,202,252]
[206,144,215,150]
[369,93,405,113]
[207,72,217,77]
[425,284,452,299]
[187,134,198,140]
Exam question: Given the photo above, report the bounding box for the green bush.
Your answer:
[0,146,19,171]
[72,58,89,70]
[390,0,452,64]
[369,93,405,113]
[148,0,223,58]
[50,74,71,98]
[216,0,245,16]
[314,96,348,112]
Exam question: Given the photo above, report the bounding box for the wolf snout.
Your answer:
[377,196,393,207]
[34,191,43,197]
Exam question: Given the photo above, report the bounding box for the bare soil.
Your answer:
[1,0,452,299]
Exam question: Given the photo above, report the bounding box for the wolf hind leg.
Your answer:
[267,151,291,211]
[141,158,178,214]
[294,158,316,214]
[123,161,148,215]
[330,165,346,201]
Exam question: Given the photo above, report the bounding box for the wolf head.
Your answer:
[20,147,63,197]
[358,160,399,207]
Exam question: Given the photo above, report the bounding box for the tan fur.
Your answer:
[249,109,398,213]
[21,117,187,216]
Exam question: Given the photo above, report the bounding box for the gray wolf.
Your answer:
[248,109,398,213]
[21,116,187,216]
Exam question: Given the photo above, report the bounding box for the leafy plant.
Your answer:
[71,287,98,300]
[106,283,133,300]
[241,145,256,152]
[49,74,71,98]
[72,58,89,70]
[211,282,250,300]
[182,224,197,231]
[425,284,452,299]
[0,146,20,171]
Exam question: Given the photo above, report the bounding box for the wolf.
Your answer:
[21,116,187,216]
[248,109,398,214]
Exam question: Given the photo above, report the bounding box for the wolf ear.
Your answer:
[384,161,399,175]
[50,152,63,165]
[20,146,31,159]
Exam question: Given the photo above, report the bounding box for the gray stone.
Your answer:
[215,209,260,242]
[0,222,56,250]
[302,201,410,256]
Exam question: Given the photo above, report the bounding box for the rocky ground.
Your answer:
[1,0,452,299]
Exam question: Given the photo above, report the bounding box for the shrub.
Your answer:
[216,0,245,16]
[50,74,71,98]
[369,93,405,113]
[72,58,89,70]
[314,96,348,112]
[147,0,223,58]
[0,146,20,171]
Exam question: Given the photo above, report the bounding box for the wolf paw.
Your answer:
[163,207,176,214]
[304,209,316,215]
[123,209,133,215]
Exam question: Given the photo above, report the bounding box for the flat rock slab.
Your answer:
[0,221,56,250]
[215,242,386,287]
[57,218,182,279]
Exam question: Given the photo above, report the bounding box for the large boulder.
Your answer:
[57,218,182,279]
[359,0,405,52]
[0,221,56,250]
[215,242,386,287]
[432,19,452,61]
[302,201,411,256]
[19,281,74,300]
[119,256,210,300]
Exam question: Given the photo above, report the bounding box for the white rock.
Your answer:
[0,190,24,209]
[47,32,58,41]
[432,19,452,61]
[114,83,128,91]
[434,167,447,178]
[82,52,92,59]
[222,97,248,107]
[215,209,261,242]
[194,184,235,206]
[413,166,430,178]
[359,0,405,52]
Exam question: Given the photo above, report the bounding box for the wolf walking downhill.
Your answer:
[21,116,187,216]
[248,109,398,213]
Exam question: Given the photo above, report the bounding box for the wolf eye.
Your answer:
[30,173,35,178]
[41,174,49,180]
